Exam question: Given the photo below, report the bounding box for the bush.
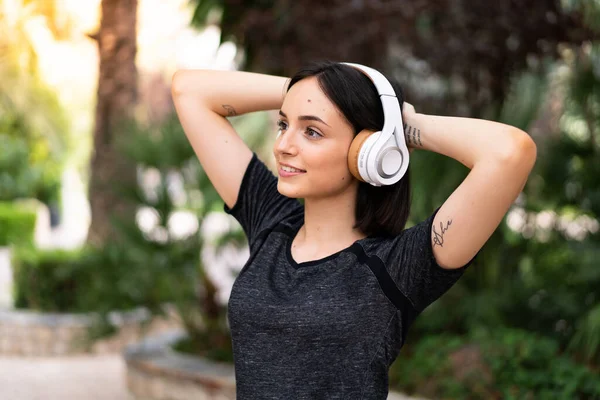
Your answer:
[479,329,600,399]
[13,247,87,312]
[390,328,600,399]
[0,134,42,202]
[12,241,191,314]
[11,238,200,346]
[0,133,60,205]
[76,230,202,316]
[390,333,476,399]
[0,201,36,247]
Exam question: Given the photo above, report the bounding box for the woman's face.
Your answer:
[273,76,358,200]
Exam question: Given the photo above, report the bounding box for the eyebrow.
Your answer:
[279,110,330,127]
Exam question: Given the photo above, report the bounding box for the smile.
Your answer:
[278,166,306,177]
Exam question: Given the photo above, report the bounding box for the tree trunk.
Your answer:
[87,0,138,246]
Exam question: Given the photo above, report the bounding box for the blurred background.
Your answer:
[0,0,599,399]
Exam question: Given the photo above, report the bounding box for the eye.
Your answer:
[276,119,288,132]
[276,120,322,140]
[305,128,322,139]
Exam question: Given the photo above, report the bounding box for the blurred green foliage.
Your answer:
[390,328,600,399]
[12,239,198,315]
[0,201,37,247]
[0,0,71,206]
[0,134,42,201]
[13,247,90,312]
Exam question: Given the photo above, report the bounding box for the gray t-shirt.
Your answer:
[224,153,472,399]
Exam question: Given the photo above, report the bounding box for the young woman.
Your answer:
[172,61,537,399]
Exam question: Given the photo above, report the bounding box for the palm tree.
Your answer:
[87,0,139,245]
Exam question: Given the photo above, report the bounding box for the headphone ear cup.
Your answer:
[348,129,376,183]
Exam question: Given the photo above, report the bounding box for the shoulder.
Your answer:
[358,232,405,259]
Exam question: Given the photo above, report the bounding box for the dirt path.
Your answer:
[0,355,132,400]
[0,354,421,400]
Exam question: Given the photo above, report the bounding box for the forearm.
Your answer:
[403,113,534,169]
[171,69,289,116]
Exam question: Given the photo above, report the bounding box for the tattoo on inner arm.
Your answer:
[432,219,453,248]
[403,123,423,147]
[222,104,237,117]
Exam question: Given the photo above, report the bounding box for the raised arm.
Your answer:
[402,103,537,269]
[171,69,289,208]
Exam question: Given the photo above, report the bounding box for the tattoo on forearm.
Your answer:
[222,104,237,117]
[432,219,453,248]
[403,123,423,147]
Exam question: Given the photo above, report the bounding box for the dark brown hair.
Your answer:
[287,61,411,237]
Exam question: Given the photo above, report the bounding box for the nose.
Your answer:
[274,126,299,156]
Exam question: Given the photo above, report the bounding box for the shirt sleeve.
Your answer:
[224,153,303,246]
[382,207,476,313]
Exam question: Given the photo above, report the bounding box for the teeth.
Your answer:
[282,165,304,173]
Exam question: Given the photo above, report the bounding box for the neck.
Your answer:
[297,189,366,248]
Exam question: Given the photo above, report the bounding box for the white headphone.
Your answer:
[342,62,409,187]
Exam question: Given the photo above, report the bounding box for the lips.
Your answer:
[279,162,306,172]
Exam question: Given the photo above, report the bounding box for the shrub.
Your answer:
[390,328,600,399]
[12,247,87,312]
[11,237,200,347]
[0,201,36,247]
[0,134,41,202]
[478,329,600,399]
[12,241,191,314]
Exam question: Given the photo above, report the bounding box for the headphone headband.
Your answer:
[342,62,403,137]
[341,62,409,186]
[342,63,396,96]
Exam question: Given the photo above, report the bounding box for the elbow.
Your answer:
[171,70,187,97]
[172,69,202,97]
[500,129,537,170]
[515,130,537,171]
